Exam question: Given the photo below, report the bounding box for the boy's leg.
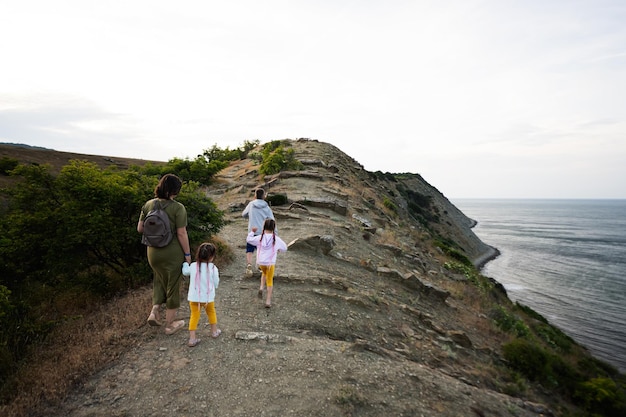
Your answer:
[245,243,255,277]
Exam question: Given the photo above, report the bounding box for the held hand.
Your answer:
[251,227,258,233]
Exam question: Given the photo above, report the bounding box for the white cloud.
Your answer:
[1,0,625,198]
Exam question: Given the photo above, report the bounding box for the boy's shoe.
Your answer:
[245,263,253,278]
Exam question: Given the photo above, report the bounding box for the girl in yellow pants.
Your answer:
[182,243,221,347]
[247,219,288,308]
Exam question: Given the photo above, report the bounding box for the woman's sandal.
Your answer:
[211,329,222,338]
[164,319,185,335]
[265,303,271,309]
[188,338,201,347]
[147,313,162,327]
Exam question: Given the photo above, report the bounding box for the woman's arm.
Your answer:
[177,226,192,262]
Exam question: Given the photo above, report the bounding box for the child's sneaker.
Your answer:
[245,263,253,278]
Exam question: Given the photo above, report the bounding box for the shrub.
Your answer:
[383,197,397,212]
[515,302,548,323]
[532,322,574,353]
[502,339,549,381]
[491,306,530,338]
[259,143,304,176]
[436,239,472,266]
[575,377,626,416]
[0,161,224,388]
[0,157,19,175]
[266,193,289,206]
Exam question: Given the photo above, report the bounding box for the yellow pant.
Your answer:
[188,301,217,331]
[259,264,276,287]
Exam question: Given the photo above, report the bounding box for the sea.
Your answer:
[452,199,626,373]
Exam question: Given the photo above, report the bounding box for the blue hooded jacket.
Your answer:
[242,199,275,235]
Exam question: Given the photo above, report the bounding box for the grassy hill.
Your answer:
[0,143,164,187]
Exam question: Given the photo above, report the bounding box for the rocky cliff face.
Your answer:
[226,139,495,268]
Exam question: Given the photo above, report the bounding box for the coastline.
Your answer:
[459,199,626,374]
[474,245,501,270]
[466,216,500,269]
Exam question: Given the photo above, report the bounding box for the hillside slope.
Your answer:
[6,139,573,416]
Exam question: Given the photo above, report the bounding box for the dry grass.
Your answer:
[2,234,234,417]
[375,228,403,247]
[0,288,152,417]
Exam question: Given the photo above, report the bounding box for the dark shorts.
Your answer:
[246,243,257,253]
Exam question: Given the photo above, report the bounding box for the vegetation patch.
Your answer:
[0,140,267,402]
[395,184,439,226]
[258,140,304,175]
[266,193,289,206]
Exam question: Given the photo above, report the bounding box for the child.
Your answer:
[246,218,287,308]
[182,242,221,347]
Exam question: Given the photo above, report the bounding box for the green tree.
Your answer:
[259,143,304,175]
[0,161,224,381]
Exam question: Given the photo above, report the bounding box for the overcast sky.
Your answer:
[1,0,625,199]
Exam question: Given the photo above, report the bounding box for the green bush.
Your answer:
[0,156,19,175]
[266,193,289,206]
[532,322,574,353]
[435,237,471,263]
[502,338,549,381]
[0,161,224,385]
[259,143,304,176]
[396,186,439,226]
[383,197,397,212]
[575,377,626,416]
[491,306,531,338]
[160,156,227,185]
[515,302,548,323]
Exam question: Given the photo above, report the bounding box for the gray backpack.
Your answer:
[141,199,173,247]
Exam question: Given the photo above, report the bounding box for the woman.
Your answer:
[137,174,191,335]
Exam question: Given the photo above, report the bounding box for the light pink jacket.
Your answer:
[247,231,287,265]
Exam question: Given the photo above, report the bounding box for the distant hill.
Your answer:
[0,142,165,187]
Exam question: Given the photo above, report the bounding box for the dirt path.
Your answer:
[52,208,544,417]
[51,141,552,416]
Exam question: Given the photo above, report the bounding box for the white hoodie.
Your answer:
[246,231,287,265]
[242,199,275,234]
[182,261,219,303]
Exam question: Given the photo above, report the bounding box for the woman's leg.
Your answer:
[147,304,162,326]
[164,269,184,334]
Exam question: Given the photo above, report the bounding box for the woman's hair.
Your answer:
[154,174,183,199]
[195,242,217,263]
[260,218,277,246]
